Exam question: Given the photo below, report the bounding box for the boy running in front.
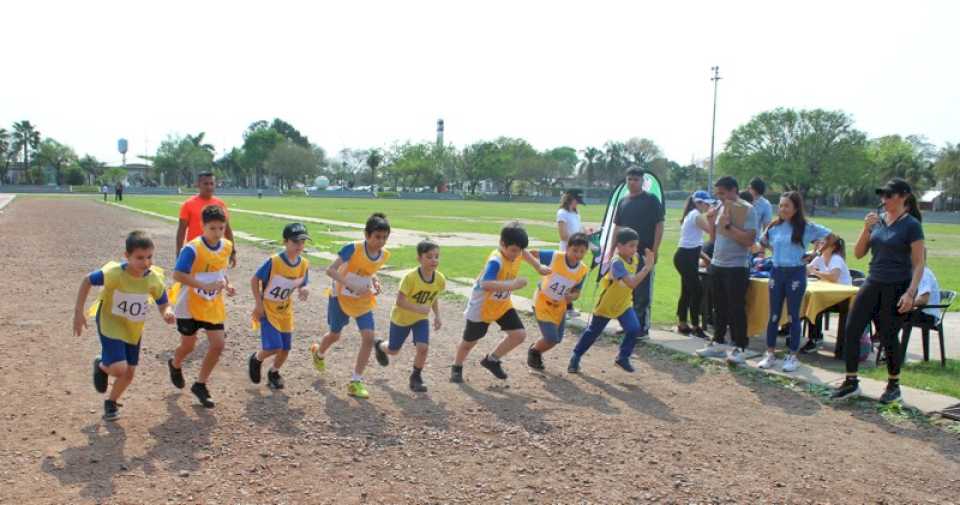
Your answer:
[373,240,445,392]
[168,205,236,408]
[73,230,175,420]
[248,223,311,390]
[310,213,391,399]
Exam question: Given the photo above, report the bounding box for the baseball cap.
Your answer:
[692,190,716,204]
[282,222,311,241]
[564,188,586,205]
[875,178,912,197]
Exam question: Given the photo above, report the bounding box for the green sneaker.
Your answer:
[310,344,326,373]
[347,380,369,399]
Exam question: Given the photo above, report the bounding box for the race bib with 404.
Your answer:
[340,272,372,299]
[194,271,225,301]
[543,274,576,301]
[111,290,150,322]
[264,276,302,302]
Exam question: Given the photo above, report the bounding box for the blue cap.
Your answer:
[692,190,716,204]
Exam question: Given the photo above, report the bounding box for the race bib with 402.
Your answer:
[194,271,225,301]
[264,276,302,302]
[111,290,150,322]
[543,274,576,301]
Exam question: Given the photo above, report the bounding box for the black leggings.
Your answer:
[673,247,703,327]
[842,278,909,376]
[711,266,750,349]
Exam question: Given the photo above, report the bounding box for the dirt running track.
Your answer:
[1,198,959,504]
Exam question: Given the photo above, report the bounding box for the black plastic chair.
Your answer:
[899,290,956,367]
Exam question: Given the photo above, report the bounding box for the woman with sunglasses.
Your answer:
[831,178,925,403]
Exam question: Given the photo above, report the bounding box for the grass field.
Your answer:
[114,195,959,324]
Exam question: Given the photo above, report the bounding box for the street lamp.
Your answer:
[709,66,721,189]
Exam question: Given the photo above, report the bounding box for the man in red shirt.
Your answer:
[176,172,237,266]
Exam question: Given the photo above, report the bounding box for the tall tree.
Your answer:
[602,141,629,187]
[241,126,284,188]
[270,119,311,148]
[935,142,960,205]
[265,140,321,190]
[366,149,383,191]
[186,132,215,156]
[578,146,603,188]
[0,128,9,182]
[153,134,215,186]
[461,141,499,194]
[11,120,41,170]
[76,155,106,185]
[867,135,935,191]
[624,137,662,168]
[35,138,78,185]
[215,148,247,187]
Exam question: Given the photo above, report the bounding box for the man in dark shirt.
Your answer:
[614,167,665,337]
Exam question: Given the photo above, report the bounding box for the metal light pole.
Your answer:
[708,66,721,189]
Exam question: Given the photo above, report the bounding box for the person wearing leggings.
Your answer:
[674,191,714,339]
[832,178,925,403]
[757,191,832,373]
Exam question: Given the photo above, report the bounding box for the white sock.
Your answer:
[351,373,363,382]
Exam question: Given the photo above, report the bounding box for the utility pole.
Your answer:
[709,66,721,189]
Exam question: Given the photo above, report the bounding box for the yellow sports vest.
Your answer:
[391,268,446,327]
[334,241,390,317]
[89,262,167,345]
[259,253,309,332]
[534,252,588,325]
[593,254,638,319]
[464,250,522,323]
[173,237,233,324]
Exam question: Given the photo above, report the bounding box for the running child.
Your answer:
[450,221,550,383]
[248,223,311,390]
[310,212,391,399]
[568,228,655,374]
[526,232,590,371]
[72,230,175,420]
[167,205,236,408]
[373,240,445,392]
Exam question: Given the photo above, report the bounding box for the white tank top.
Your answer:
[678,209,704,249]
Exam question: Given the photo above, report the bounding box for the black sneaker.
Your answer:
[450,365,464,383]
[267,370,284,390]
[830,378,861,400]
[248,353,262,384]
[168,359,185,389]
[93,358,108,394]
[374,339,389,367]
[799,339,821,354]
[480,355,508,380]
[693,328,711,340]
[527,348,545,371]
[614,357,635,373]
[103,400,120,421]
[410,373,428,393]
[191,382,215,408]
[880,383,901,404]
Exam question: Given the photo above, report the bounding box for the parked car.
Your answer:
[326,185,344,191]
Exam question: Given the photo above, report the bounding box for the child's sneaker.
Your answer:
[103,400,120,421]
[248,353,262,384]
[267,370,284,390]
[93,358,108,394]
[374,339,389,367]
[410,373,428,393]
[347,380,369,399]
[480,355,508,380]
[310,344,326,373]
[450,365,464,383]
[614,357,635,373]
[168,358,185,389]
[191,382,215,408]
[526,348,545,371]
[567,354,581,374]
[757,351,777,369]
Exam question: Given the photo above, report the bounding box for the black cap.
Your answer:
[875,178,912,196]
[564,188,586,205]
[282,222,311,241]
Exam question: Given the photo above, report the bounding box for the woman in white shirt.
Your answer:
[802,236,852,352]
[674,191,714,338]
[557,189,592,317]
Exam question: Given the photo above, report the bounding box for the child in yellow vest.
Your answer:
[310,213,391,399]
[451,222,550,383]
[248,223,311,390]
[373,240,445,392]
[168,205,236,408]
[568,228,654,374]
[526,232,591,371]
[72,231,175,420]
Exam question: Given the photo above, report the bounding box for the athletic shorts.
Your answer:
[260,318,292,351]
[388,320,429,350]
[327,297,375,333]
[463,308,524,342]
[535,311,567,344]
[100,333,141,366]
[177,318,225,336]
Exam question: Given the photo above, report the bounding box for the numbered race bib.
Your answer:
[491,290,511,301]
[340,272,371,299]
[264,276,302,302]
[543,274,576,302]
[111,291,150,322]
[194,271,225,301]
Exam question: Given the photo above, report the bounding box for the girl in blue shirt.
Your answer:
[759,191,832,372]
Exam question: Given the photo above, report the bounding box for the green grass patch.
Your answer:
[861,359,960,399]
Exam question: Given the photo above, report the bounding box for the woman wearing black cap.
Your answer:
[557,189,592,317]
[832,178,925,403]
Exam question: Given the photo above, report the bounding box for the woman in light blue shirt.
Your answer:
[758,191,832,372]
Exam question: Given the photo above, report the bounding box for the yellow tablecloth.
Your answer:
[745,278,860,337]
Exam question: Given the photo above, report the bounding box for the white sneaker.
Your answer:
[781,354,800,373]
[696,342,728,358]
[726,347,746,365]
[757,351,777,369]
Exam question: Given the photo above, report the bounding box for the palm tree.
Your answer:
[187,132,215,155]
[366,149,383,192]
[12,120,41,171]
[0,129,9,182]
[579,146,602,188]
